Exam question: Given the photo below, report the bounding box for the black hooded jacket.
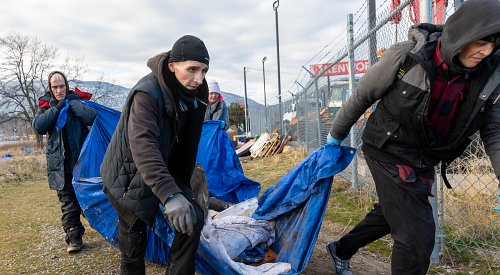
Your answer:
[329,0,500,177]
[101,52,208,226]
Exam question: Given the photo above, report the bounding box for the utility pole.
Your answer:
[273,0,283,135]
[368,0,377,65]
[243,67,250,134]
[262,56,268,132]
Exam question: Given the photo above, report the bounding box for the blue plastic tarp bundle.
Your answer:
[253,145,355,273]
[0,153,13,158]
[71,101,355,274]
[195,145,355,274]
[197,120,261,203]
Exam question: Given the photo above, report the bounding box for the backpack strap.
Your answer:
[397,54,419,80]
[440,162,453,189]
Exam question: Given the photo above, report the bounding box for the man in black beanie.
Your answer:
[101,35,209,275]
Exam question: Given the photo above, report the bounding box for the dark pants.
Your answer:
[56,172,85,243]
[118,200,204,275]
[336,156,435,275]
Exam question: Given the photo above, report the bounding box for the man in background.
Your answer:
[32,71,96,253]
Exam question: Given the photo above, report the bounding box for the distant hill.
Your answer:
[219,90,264,111]
[71,80,264,111]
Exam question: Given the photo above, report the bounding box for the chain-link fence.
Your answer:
[248,0,499,270]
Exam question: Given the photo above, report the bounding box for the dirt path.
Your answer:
[304,221,390,274]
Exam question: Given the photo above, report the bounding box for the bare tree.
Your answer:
[76,74,118,104]
[0,32,85,148]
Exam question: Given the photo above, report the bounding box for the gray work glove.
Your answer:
[164,193,197,236]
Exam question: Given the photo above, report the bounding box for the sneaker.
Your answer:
[66,228,83,253]
[326,241,352,275]
[67,239,83,253]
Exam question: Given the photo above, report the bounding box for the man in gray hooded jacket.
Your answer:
[326,0,500,274]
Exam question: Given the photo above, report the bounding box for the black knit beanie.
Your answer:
[168,35,210,65]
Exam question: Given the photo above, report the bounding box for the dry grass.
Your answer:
[0,142,46,187]
[241,147,308,193]
[0,140,38,156]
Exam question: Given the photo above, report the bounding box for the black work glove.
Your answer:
[55,99,67,111]
[66,93,80,101]
[164,193,197,236]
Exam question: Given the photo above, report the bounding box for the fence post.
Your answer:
[302,65,322,148]
[430,167,440,264]
[303,89,309,152]
[314,79,322,147]
[295,81,305,151]
[347,13,358,189]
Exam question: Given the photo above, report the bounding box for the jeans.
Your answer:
[336,156,435,275]
[118,199,204,275]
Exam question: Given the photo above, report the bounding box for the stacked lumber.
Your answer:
[249,129,292,158]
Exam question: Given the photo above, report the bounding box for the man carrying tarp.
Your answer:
[32,71,97,253]
[326,0,500,274]
[101,35,209,275]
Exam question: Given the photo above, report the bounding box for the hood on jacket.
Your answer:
[441,0,500,67]
[146,51,208,115]
[47,71,69,101]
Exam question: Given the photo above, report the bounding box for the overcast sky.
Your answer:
[1,0,366,105]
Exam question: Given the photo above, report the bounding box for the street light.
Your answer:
[243,67,249,134]
[262,56,268,132]
[273,0,283,135]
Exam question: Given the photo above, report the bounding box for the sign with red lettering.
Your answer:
[310,60,369,77]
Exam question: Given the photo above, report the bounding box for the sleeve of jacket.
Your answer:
[32,106,60,135]
[481,85,500,180]
[128,92,182,205]
[69,100,97,126]
[329,42,410,140]
[222,101,230,130]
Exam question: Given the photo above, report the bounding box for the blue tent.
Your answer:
[72,101,355,274]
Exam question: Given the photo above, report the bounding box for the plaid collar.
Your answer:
[433,38,448,70]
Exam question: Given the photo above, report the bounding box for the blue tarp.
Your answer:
[253,145,355,273]
[195,145,355,274]
[197,120,260,203]
[72,101,355,274]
